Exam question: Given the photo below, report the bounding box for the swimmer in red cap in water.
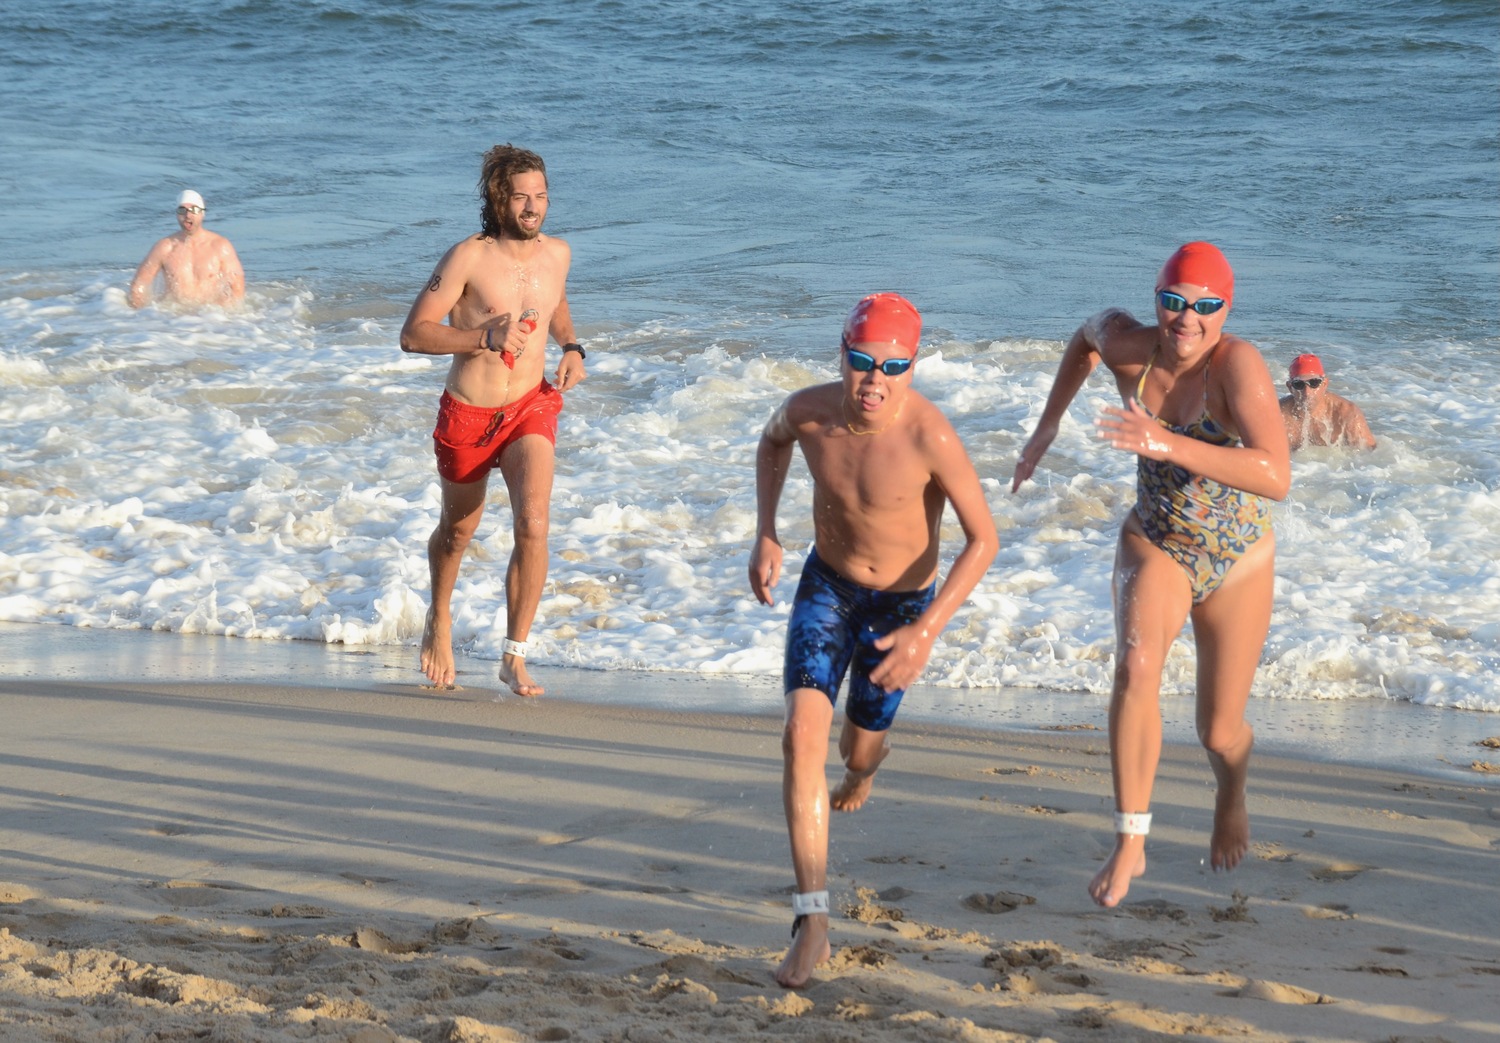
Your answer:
[751,292,997,988]
[1013,242,1291,908]
[1278,353,1377,450]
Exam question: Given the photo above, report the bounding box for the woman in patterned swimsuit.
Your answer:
[1012,242,1291,908]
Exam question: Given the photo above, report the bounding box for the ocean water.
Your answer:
[1,1,1497,716]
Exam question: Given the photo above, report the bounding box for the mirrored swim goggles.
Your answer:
[1157,290,1226,315]
[1289,377,1325,390]
[844,347,913,377]
[176,205,205,215]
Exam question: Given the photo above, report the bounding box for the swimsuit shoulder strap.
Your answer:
[1135,345,1161,405]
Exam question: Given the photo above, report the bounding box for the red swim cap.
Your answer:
[1156,241,1234,306]
[1289,354,1324,378]
[842,292,922,356]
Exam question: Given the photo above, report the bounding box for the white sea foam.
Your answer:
[1,277,1495,712]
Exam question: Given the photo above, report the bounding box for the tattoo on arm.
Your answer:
[426,273,441,293]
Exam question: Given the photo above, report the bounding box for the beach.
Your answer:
[2,626,1497,1042]
[2,3,1497,1039]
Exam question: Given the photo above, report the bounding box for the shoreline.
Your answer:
[4,621,1496,786]
[0,635,1496,1041]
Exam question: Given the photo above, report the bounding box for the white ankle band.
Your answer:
[503,639,527,659]
[791,890,829,916]
[1115,811,1152,836]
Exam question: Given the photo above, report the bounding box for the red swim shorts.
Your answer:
[432,381,562,484]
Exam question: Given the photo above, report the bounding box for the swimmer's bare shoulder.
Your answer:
[1086,308,1150,360]
[542,231,571,262]
[904,390,957,445]
[771,383,839,438]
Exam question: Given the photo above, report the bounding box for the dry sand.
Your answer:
[1,647,1498,1042]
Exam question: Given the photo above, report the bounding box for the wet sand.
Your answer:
[1,624,1497,1041]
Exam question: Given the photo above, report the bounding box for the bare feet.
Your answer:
[830,742,889,811]
[830,769,877,811]
[498,652,544,697]
[1210,790,1250,871]
[420,608,457,688]
[775,914,831,988]
[1088,835,1147,908]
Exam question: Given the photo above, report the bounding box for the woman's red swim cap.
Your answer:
[1156,242,1234,306]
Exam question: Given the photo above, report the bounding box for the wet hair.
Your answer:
[478,144,548,239]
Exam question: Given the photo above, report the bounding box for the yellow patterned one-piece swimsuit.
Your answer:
[1132,348,1272,604]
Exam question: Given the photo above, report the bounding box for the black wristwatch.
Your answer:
[562,342,586,360]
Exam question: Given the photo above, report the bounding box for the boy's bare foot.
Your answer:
[775,914,831,989]
[499,653,544,697]
[1088,836,1147,908]
[830,742,888,811]
[1210,791,1250,871]
[830,768,879,811]
[420,608,457,688]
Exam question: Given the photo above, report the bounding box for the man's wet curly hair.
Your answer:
[479,144,547,239]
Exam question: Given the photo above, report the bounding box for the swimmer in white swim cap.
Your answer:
[128,188,244,309]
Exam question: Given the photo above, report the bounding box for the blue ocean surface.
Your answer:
[1,1,1497,719]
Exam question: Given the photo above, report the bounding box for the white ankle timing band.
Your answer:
[503,639,527,659]
[1114,811,1152,836]
[792,890,829,916]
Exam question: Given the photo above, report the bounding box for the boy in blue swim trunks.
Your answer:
[750,293,998,989]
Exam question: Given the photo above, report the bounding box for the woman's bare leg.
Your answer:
[1191,534,1275,872]
[1090,521,1192,908]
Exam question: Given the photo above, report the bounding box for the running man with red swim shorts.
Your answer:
[399,143,588,697]
[433,382,563,484]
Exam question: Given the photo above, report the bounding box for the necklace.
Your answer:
[843,398,903,437]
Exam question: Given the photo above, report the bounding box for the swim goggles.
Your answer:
[1157,290,1226,315]
[176,205,205,215]
[845,348,913,377]
[1289,377,1325,390]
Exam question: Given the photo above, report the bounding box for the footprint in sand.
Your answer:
[1094,937,1196,967]
[430,917,505,947]
[534,934,588,961]
[1122,898,1190,923]
[148,823,194,836]
[1252,841,1295,863]
[1311,862,1369,882]
[828,944,895,971]
[963,891,1036,914]
[249,903,332,919]
[1208,891,1255,924]
[983,942,1064,970]
[650,953,763,986]
[1352,962,1409,976]
[350,926,427,954]
[144,879,257,909]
